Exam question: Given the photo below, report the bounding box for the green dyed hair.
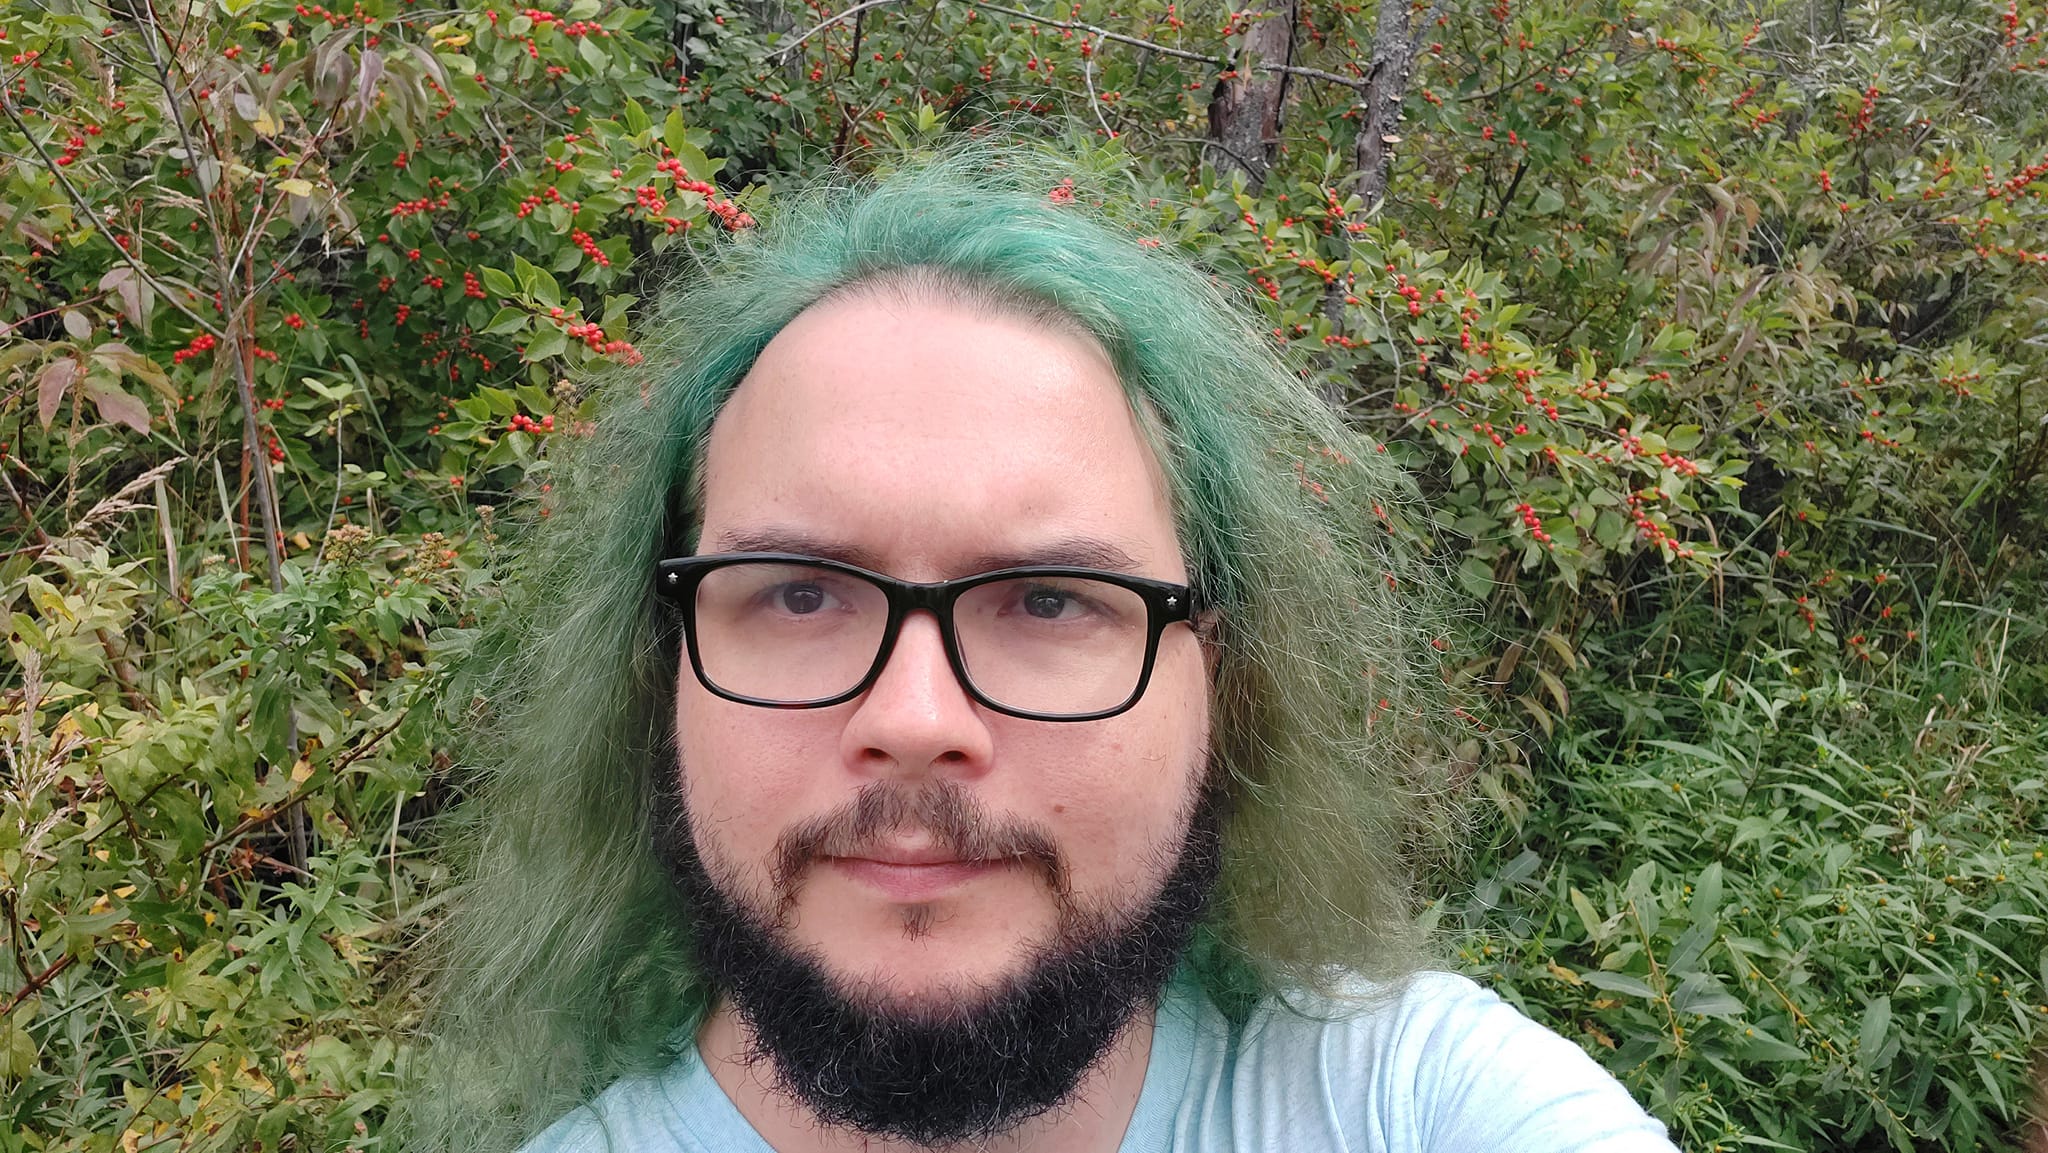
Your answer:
[400,148,1457,1152]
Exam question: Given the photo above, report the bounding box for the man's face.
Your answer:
[675,292,1212,1013]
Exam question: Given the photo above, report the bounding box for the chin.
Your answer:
[788,868,1056,970]
[798,917,1048,1013]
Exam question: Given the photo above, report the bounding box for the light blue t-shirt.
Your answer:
[523,971,1677,1152]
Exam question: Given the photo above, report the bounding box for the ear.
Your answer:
[1192,609,1224,679]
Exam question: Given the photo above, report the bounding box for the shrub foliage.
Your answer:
[1,0,2043,1145]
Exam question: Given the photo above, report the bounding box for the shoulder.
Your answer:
[1214,970,1677,1153]
[513,1065,694,1153]
[517,1108,608,1153]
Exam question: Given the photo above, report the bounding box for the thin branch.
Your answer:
[769,0,905,60]
[1,953,76,1017]
[199,712,408,856]
[1082,35,1115,138]
[770,0,1373,86]
[1455,28,1602,103]
[0,98,220,336]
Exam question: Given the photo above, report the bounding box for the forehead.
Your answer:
[696,293,1184,579]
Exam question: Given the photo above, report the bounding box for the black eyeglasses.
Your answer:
[654,552,1200,722]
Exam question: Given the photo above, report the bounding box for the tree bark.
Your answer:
[1319,0,1439,398]
[1353,0,1432,213]
[1206,0,1298,192]
[1323,0,1435,311]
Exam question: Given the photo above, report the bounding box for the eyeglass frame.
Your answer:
[654,551,1202,722]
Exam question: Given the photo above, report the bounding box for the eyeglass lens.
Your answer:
[691,561,1153,715]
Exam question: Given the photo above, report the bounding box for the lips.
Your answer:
[822,848,1010,902]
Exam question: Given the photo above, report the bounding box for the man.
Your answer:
[403,153,1678,1153]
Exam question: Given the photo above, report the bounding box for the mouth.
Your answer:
[821,852,1015,902]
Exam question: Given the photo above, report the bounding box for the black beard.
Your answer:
[653,777,1222,1150]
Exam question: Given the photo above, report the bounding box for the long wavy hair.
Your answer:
[398,147,1458,1152]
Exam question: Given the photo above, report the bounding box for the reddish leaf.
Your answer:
[36,357,78,429]
[83,375,151,434]
[99,267,152,329]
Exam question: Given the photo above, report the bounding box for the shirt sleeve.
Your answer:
[1310,971,1681,1153]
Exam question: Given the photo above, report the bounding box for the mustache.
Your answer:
[771,780,1068,902]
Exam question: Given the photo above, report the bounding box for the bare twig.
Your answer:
[1082,35,1115,139]
[771,0,1377,86]
[1,953,77,1017]
[200,712,409,856]
[0,97,219,336]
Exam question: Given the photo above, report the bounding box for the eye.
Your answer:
[1013,584,1096,621]
[1022,588,1073,619]
[772,583,830,615]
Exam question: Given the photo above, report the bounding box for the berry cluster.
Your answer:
[391,192,452,218]
[171,333,218,365]
[1394,274,1425,316]
[514,185,565,219]
[1657,452,1701,477]
[509,412,556,434]
[55,132,88,166]
[569,229,609,267]
[1513,502,1552,544]
[543,306,643,364]
[1983,151,2048,202]
[655,158,755,229]
[292,1,374,27]
[1845,85,1880,139]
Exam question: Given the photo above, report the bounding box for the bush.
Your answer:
[3,0,2043,1145]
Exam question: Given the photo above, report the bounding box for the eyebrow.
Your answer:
[707,528,1150,577]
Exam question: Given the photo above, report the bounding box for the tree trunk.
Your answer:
[1206,0,1298,192]
[1353,0,1432,213]
[1320,0,1439,398]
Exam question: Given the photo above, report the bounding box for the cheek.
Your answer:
[1020,640,1210,891]
[672,635,1211,897]
[674,683,835,876]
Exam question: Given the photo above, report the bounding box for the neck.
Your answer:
[697,998,1157,1153]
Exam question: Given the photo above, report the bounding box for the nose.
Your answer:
[838,610,995,781]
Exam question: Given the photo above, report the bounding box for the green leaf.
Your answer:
[663,108,692,158]
[1665,424,1704,452]
[622,98,651,135]
[1570,887,1605,943]
[1531,186,1566,215]
[476,386,519,417]
[511,255,543,297]
[0,1000,37,1081]
[1857,994,1891,1059]
[1456,554,1495,598]
[522,327,567,362]
[483,307,529,336]
[1580,970,1656,999]
[1735,1028,1808,1062]
[1691,862,1724,917]
[481,266,520,299]
[528,266,562,309]
[1670,978,1744,1018]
